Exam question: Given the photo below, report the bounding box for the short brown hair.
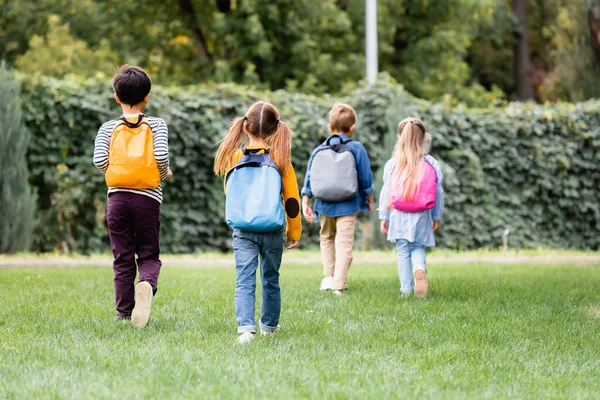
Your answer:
[328,103,357,133]
[112,65,152,106]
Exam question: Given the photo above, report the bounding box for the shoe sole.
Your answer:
[414,270,428,298]
[131,281,152,328]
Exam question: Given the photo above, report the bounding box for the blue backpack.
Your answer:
[225,149,285,232]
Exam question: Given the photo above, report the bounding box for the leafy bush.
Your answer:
[0,66,36,253]
[18,74,600,253]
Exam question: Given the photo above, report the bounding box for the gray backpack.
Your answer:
[309,135,358,202]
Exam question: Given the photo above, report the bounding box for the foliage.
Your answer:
[3,0,600,104]
[0,65,36,253]
[18,74,600,253]
[15,15,118,78]
[18,75,379,253]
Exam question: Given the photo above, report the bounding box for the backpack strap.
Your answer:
[116,114,150,129]
[325,134,352,145]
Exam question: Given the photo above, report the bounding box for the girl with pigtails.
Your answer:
[378,118,445,298]
[214,101,302,344]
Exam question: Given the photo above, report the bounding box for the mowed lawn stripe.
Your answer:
[0,262,599,399]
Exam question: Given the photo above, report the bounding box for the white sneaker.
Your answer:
[320,277,334,291]
[237,332,256,344]
[260,325,281,336]
[131,281,153,329]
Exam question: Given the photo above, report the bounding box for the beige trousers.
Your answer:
[319,214,357,290]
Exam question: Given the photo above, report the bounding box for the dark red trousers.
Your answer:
[107,192,162,317]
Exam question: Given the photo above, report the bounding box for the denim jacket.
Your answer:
[302,134,374,218]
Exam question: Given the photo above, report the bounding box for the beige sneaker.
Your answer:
[414,269,428,298]
[131,281,153,328]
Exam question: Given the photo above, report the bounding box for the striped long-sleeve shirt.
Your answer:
[93,114,170,203]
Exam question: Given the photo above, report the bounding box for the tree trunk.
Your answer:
[216,0,232,13]
[513,0,534,101]
[177,0,212,64]
[336,0,350,10]
[588,1,600,65]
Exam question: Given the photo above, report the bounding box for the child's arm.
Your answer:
[93,123,111,173]
[378,161,393,234]
[428,156,445,229]
[300,149,317,199]
[354,143,374,208]
[153,119,170,181]
[302,195,315,223]
[282,164,302,247]
[301,149,318,223]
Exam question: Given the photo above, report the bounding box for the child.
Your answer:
[214,101,302,344]
[378,118,444,298]
[93,65,172,328]
[302,103,374,295]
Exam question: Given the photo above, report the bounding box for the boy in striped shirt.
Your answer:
[93,65,172,328]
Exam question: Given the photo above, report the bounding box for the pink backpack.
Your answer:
[390,159,437,213]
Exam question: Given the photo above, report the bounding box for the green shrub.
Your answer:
[0,66,36,253]
[18,74,600,253]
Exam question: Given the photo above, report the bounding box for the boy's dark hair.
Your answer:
[112,65,151,106]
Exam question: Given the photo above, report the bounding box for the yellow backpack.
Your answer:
[105,115,160,189]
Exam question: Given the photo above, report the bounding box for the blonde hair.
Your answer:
[391,118,427,201]
[328,103,357,133]
[214,101,292,176]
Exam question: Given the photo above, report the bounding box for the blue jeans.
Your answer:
[232,228,285,333]
[395,239,427,294]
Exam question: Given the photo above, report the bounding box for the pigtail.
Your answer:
[267,120,292,175]
[214,116,246,176]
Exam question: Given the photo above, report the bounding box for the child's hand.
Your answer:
[432,220,441,232]
[287,240,298,250]
[303,204,315,223]
[380,220,389,235]
[368,200,375,213]
[166,168,173,181]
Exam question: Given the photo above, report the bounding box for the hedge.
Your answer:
[18,74,600,253]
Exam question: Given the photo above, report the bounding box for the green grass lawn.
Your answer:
[1,261,599,399]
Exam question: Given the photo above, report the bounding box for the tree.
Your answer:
[588,0,600,65]
[0,65,36,253]
[177,0,212,67]
[15,15,118,77]
[512,0,535,100]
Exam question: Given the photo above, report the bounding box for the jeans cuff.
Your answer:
[259,321,278,333]
[238,324,257,334]
[413,263,427,273]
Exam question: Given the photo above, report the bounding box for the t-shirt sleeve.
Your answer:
[93,122,111,172]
